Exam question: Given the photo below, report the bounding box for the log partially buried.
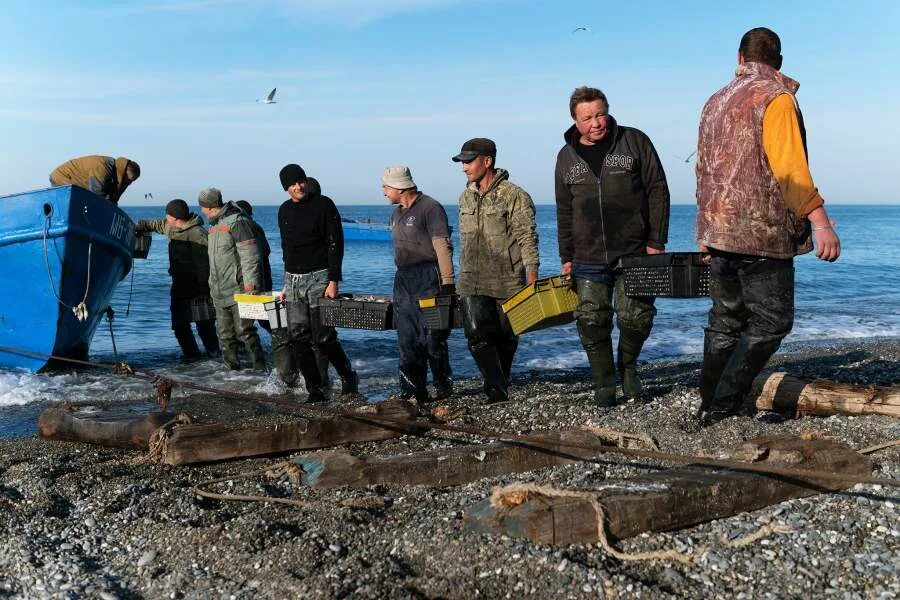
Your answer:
[38,404,175,450]
[464,435,873,545]
[752,372,900,418]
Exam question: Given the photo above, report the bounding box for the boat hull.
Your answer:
[343,222,392,242]
[0,186,134,372]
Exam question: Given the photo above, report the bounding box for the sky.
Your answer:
[1,0,898,206]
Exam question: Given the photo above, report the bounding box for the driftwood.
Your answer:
[752,372,900,418]
[293,430,611,488]
[38,404,176,450]
[465,435,872,544]
[159,399,424,466]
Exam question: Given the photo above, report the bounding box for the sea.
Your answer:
[1,204,898,438]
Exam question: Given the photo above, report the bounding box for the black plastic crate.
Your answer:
[133,233,152,259]
[189,296,215,322]
[317,294,394,330]
[620,252,710,298]
[418,294,463,330]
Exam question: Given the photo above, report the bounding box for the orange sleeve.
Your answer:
[762,93,825,219]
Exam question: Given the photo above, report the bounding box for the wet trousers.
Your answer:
[700,250,794,413]
[393,262,452,401]
[170,296,219,359]
[460,294,518,399]
[214,302,265,370]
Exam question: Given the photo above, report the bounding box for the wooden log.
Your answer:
[464,435,872,545]
[752,372,900,418]
[293,430,610,488]
[161,399,424,465]
[38,404,175,450]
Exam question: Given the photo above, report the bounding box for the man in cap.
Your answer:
[275,165,358,401]
[695,27,841,426]
[382,165,455,402]
[135,199,220,360]
[49,155,140,204]
[452,138,539,403]
[555,86,671,408]
[198,187,266,371]
[234,200,274,333]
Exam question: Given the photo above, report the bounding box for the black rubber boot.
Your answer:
[617,328,648,401]
[173,325,202,360]
[315,349,331,388]
[297,346,326,403]
[195,319,220,357]
[222,345,241,370]
[469,343,509,403]
[322,342,358,395]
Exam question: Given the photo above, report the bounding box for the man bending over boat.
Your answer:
[49,155,140,204]
[198,187,267,371]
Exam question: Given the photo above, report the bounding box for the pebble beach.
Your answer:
[1,338,898,599]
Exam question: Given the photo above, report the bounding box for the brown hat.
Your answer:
[452,138,497,162]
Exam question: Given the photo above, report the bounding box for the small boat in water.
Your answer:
[342,218,391,242]
[0,185,137,372]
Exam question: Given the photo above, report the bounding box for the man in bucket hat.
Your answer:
[382,165,455,403]
[451,139,539,404]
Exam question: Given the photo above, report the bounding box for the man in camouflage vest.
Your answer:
[695,27,841,426]
[452,138,539,403]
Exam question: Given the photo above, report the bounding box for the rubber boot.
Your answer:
[470,343,509,403]
[195,320,220,357]
[617,328,648,401]
[315,349,331,388]
[322,342,358,395]
[173,325,202,360]
[428,342,453,400]
[585,345,617,407]
[698,330,735,417]
[222,344,241,370]
[297,346,326,403]
[247,337,267,372]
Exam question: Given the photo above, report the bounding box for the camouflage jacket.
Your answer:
[135,213,211,300]
[696,61,813,259]
[457,169,539,299]
[206,202,262,306]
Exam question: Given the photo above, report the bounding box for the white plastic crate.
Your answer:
[234,293,279,320]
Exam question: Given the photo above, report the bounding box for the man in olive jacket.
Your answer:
[49,155,140,204]
[555,86,670,407]
[135,199,219,359]
[198,187,266,371]
[452,138,539,403]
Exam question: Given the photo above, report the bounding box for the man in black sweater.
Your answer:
[274,164,358,399]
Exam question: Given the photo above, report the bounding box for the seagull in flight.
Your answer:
[257,88,277,104]
[144,192,153,200]
[675,151,696,163]
[572,26,592,34]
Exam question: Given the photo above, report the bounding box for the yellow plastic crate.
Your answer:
[234,293,280,320]
[501,275,579,335]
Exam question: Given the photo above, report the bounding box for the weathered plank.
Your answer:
[161,399,423,465]
[293,430,610,488]
[464,435,873,544]
[38,404,175,450]
[752,372,900,418]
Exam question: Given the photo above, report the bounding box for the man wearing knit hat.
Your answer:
[451,138,540,404]
[198,187,267,371]
[383,165,455,402]
[275,165,358,401]
[135,199,220,360]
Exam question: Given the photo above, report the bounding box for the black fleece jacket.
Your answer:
[554,117,670,266]
[278,179,344,281]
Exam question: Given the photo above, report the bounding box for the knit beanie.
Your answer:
[279,164,307,190]
[198,187,223,208]
[165,198,190,220]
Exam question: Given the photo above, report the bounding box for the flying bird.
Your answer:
[144,192,153,200]
[675,151,696,164]
[572,26,592,34]
[257,88,277,104]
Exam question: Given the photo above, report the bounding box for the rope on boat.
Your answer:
[1,344,899,490]
[42,213,93,322]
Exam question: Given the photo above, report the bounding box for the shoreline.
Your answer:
[1,338,898,598]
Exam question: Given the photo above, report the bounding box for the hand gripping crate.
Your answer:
[619,252,710,298]
[501,275,579,336]
[234,293,280,320]
[317,294,394,330]
[418,294,463,330]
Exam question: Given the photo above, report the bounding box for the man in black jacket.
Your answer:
[274,164,358,401]
[555,86,670,407]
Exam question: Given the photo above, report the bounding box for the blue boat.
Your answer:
[0,185,136,372]
[342,218,392,242]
